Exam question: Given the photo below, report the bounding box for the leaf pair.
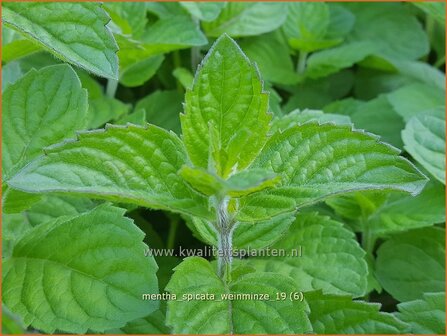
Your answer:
[8,35,427,224]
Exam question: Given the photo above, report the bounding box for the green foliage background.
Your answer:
[1,1,446,335]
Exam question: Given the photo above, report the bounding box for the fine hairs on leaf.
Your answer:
[2,3,444,334]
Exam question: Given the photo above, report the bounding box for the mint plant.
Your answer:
[2,1,446,335]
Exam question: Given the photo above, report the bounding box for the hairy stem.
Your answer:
[106,79,118,98]
[216,197,233,283]
[296,51,308,74]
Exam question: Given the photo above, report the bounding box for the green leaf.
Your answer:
[87,96,131,129]
[306,291,409,333]
[2,306,26,335]
[172,67,194,90]
[203,3,287,37]
[390,60,446,91]
[180,2,226,22]
[326,4,355,39]
[181,35,271,178]
[270,109,351,134]
[396,292,446,334]
[2,2,119,79]
[387,83,445,122]
[402,109,446,184]
[115,108,147,126]
[244,212,368,296]
[180,166,280,198]
[106,310,170,334]
[2,204,159,333]
[237,123,427,221]
[105,2,147,38]
[283,2,341,52]
[8,124,212,220]
[142,15,207,52]
[2,64,87,181]
[369,179,445,236]
[375,227,445,302]
[166,257,312,334]
[347,3,429,61]
[327,96,405,148]
[135,90,183,134]
[2,189,42,215]
[120,54,164,87]
[413,2,446,25]
[240,32,298,85]
[305,42,376,79]
[26,195,98,227]
[3,39,41,63]
[2,61,22,92]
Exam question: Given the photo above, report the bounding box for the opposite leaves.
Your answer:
[2,2,119,79]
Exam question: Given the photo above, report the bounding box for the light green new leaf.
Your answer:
[402,109,446,184]
[180,2,226,22]
[2,2,119,79]
[180,166,279,198]
[2,204,159,333]
[306,291,409,334]
[245,212,368,296]
[390,60,446,91]
[376,227,445,302]
[237,123,427,221]
[240,32,299,85]
[348,3,429,61]
[2,64,87,180]
[8,124,212,220]
[172,67,194,90]
[203,3,287,37]
[306,41,377,79]
[166,257,312,334]
[270,109,351,134]
[182,35,271,178]
[105,2,147,38]
[115,108,147,126]
[3,39,41,63]
[387,83,445,122]
[396,292,446,334]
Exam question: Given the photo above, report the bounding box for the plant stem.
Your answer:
[167,216,179,250]
[216,197,233,283]
[296,51,308,74]
[106,79,118,98]
[173,51,183,93]
[361,219,375,256]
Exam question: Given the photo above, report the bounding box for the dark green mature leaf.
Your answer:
[181,35,271,178]
[283,2,340,52]
[240,32,298,85]
[2,2,119,79]
[396,292,446,334]
[8,124,212,220]
[305,42,376,79]
[245,212,368,296]
[180,2,226,22]
[237,123,427,221]
[270,109,351,134]
[347,3,429,61]
[2,204,159,333]
[376,227,445,302]
[306,291,409,334]
[106,310,170,334]
[2,64,87,180]
[135,90,183,134]
[203,3,287,37]
[402,109,446,184]
[387,83,445,122]
[166,257,312,334]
